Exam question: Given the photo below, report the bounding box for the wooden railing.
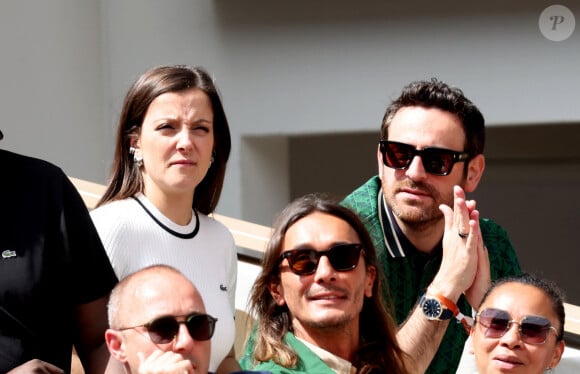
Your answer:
[69,177,272,259]
[69,177,580,340]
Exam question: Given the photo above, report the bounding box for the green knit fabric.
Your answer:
[342,176,521,374]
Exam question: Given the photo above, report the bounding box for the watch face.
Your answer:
[422,298,442,319]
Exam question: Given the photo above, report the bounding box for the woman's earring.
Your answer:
[129,147,143,167]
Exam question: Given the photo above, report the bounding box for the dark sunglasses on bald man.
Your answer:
[476,308,559,345]
[279,243,364,276]
[379,140,469,176]
[118,312,217,344]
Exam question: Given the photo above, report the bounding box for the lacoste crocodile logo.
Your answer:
[2,250,17,259]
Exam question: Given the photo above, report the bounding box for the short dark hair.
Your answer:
[381,78,485,159]
[97,65,231,215]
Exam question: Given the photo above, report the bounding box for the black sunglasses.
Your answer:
[119,312,217,344]
[379,140,469,176]
[279,243,364,276]
[476,308,558,345]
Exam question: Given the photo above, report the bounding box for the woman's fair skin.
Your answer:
[129,87,239,372]
[470,282,565,374]
[132,88,214,225]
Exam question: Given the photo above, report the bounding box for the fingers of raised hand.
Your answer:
[453,186,470,238]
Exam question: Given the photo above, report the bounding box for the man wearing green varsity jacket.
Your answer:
[342,79,521,374]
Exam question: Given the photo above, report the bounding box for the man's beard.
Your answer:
[306,312,355,331]
[387,180,450,232]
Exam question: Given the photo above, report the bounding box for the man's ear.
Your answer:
[364,265,377,298]
[377,145,384,179]
[268,279,286,307]
[464,154,485,193]
[105,329,128,363]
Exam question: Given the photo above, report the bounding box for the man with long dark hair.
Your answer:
[240,194,409,373]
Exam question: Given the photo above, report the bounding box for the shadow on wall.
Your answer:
[285,124,580,305]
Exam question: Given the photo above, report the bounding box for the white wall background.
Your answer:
[0,1,579,300]
[1,0,578,217]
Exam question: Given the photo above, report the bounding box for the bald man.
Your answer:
[105,265,216,374]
